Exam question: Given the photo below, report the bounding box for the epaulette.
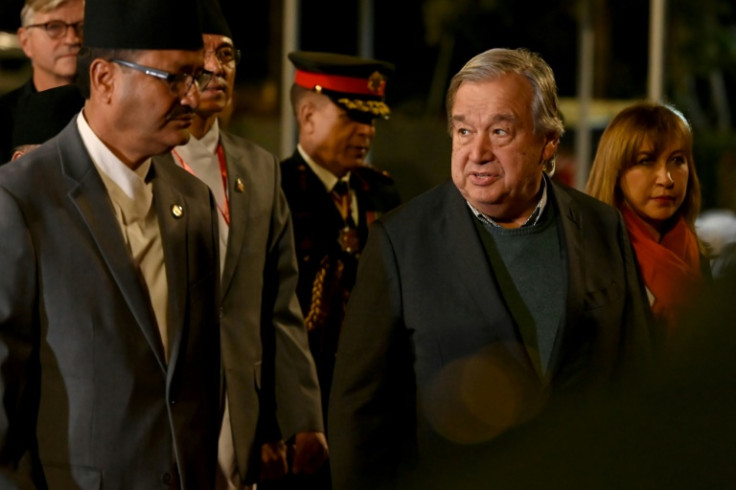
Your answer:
[353,164,395,185]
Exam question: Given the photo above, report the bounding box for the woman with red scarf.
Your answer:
[586,102,710,346]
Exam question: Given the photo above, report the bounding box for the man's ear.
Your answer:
[89,59,116,104]
[17,27,33,58]
[298,100,316,134]
[542,136,559,162]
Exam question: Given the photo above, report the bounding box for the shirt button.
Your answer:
[161,472,172,485]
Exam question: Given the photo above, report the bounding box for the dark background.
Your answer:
[2,0,735,206]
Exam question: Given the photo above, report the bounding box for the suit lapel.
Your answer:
[440,183,518,337]
[151,158,189,374]
[60,122,167,371]
[440,181,557,375]
[296,151,345,228]
[219,134,250,296]
[546,181,584,378]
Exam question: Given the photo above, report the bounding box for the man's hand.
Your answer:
[290,431,329,475]
[260,440,288,481]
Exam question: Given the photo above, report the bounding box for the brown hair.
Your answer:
[585,101,702,231]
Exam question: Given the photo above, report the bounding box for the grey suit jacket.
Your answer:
[0,120,222,490]
[158,131,322,483]
[329,179,652,490]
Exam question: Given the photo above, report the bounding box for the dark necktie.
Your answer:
[331,181,354,226]
[332,181,359,254]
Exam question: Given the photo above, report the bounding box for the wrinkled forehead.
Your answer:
[203,33,234,50]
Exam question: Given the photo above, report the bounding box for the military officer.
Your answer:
[279,51,401,489]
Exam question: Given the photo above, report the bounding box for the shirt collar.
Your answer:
[76,111,151,201]
[177,118,220,162]
[173,119,221,179]
[297,144,351,192]
[172,119,228,223]
[468,176,548,229]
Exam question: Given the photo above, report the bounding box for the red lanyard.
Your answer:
[173,143,230,225]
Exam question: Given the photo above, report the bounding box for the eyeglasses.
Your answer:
[205,46,242,66]
[112,59,214,97]
[25,20,83,40]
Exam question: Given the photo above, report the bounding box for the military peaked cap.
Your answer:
[288,51,395,120]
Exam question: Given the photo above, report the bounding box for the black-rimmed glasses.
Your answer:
[25,20,84,40]
[112,59,213,97]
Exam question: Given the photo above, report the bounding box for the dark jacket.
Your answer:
[0,120,221,489]
[280,150,400,418]
[0,79,35,164]
[157,132,323,483]
[329,179,652,490]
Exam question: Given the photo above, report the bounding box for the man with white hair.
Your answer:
[0,0,84,162]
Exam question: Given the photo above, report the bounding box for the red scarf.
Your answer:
[622,206,702,338]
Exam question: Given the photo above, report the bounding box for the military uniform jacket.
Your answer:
[328,179,652,490]
[280,150,400,413]
[0,120,222,490]
[159,132,323,483]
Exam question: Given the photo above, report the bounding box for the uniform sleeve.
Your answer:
[328,221,416,490]
[267,158,324,439]
[0,186,41,489]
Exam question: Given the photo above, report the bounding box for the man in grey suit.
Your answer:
[328,47,652,490]
[160,2,327,488]
[0,0,222,488]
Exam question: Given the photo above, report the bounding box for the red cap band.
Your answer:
[294,69,386,97]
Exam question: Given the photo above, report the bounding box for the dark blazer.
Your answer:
[159,132,323,483]
[328,179,652,490]
[280,150,400,416]
[0,79,35,164]
[0,120,221,490]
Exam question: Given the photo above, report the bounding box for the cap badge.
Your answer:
[367,71,386,93]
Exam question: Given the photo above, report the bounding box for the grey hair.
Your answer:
[21,0,79,26]
[445,48,564,172]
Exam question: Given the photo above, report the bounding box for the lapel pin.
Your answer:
[236,177,245,193]
[171,204,184,218]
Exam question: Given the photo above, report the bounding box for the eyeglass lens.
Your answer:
[30,20,83,39]
[207,47,241,66]
[172,70,213,96]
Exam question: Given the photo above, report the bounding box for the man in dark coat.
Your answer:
[8,83,84,160]
[280,50,400,489]
[328,47,652,490]
[0,0,222,488]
